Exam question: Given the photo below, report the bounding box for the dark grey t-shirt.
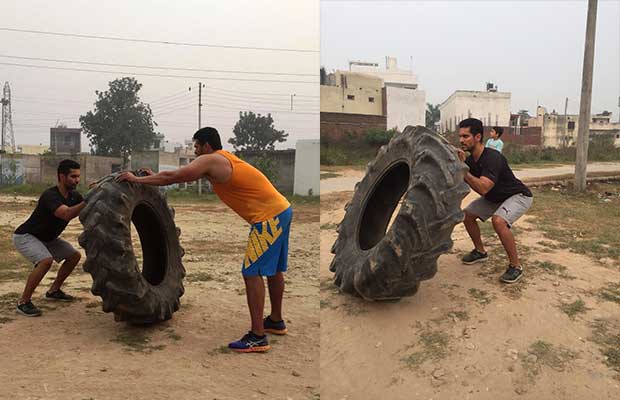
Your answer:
[15,186,83,242]
[465,148,532,203]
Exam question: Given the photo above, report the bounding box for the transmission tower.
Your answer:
[1,82,16,154]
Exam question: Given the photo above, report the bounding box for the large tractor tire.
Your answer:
[329,126,469,301]
[78,174,186,324]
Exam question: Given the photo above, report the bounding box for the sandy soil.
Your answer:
[320,190,620,400]
[0,195,320,400]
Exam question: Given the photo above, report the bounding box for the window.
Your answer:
[568,121,575,130]
[347,95,355,100]
[368,97,375,103]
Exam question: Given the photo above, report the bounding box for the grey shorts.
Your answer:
[13,233,78,266]
[464,193,533,228]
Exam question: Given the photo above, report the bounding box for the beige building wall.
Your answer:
[528,106,620,148]
[439,91,511,133]
[350,56,418,89]
[320,71,383,116]
[17,144,49,155]
[386,86,426,130]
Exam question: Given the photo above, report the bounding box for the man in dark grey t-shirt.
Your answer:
[455,118,533,284]
[13,159,86,316]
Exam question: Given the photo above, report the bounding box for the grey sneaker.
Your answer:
[45,289,74,302]
[462,249,488,264]
[16,301,42,317]
[500,265,523,284]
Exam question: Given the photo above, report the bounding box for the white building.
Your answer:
[439,87,511,133]
[350,57,426,131]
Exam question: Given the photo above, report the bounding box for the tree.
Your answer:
[425,103,440,130]
[320,67,327,85]
[229,111,288,151]
[80,77,157,168]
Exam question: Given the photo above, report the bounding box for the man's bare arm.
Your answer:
[464,173,495,196]
[116,155,212,186]
[54,202,86,221]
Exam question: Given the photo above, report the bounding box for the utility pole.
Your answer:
[575,0,598,192]
[290,93,296,111]
[190,82,206,194]
[563,97,568,147]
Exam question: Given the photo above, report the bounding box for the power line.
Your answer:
[0,62,317,84]
[204,84,319,98]
[0,54,316,77]
[0,27,319,53]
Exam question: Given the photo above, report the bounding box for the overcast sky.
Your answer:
[321,0,620,117]
[0,0,319,151]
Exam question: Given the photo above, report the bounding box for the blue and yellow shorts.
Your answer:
[242,207,292,277]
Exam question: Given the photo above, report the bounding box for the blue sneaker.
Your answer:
[228,331,271,353]
[264,315,288,335]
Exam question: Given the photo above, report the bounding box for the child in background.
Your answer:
[486,127,504,153]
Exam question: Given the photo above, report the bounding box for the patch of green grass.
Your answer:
[599,283,620,304]
[166,330,182,341]
[558,299,589,319]
[0,183,63,196]
[320,172,341,180]
[186,272,214,282]
[320,223,337,230]
[111,332,166,353]
[209,345,232,355]
[320,141,379,166]
[590,319,620,373]
[529,183,620,264]
[536,261,567,273]
[320,299,336,310]
[522,340,578,376]
[432,310,470,324]
[401,329,451,369]
[340,301,368,316]
[468,288,493,305]
[538,241,560,250]
[0,292,20,314]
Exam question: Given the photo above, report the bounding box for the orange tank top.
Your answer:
[211,150,290,224]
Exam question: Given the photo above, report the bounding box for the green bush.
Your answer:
[363,128,397,146]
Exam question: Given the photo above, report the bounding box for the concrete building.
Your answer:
[320,71,383,116]
[439,87,511,133]
[50,127,81,154]
[528,107,620,148]
[350,57,426,130]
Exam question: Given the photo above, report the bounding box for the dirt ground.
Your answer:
[320,185,620,400]
[0,194,320,400]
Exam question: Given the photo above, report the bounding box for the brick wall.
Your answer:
[320,112,387,142]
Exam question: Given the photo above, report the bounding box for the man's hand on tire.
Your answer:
[116,172,138,183]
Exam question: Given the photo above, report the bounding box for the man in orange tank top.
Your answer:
[118,127,292,353]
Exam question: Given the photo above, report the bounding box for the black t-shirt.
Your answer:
[465,148,532,203]
[15,186,84,242]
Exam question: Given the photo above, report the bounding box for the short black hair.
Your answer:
[459,118,484,142]
[193,127,222,150]
[492,126,504,138]
[57,159,80,179]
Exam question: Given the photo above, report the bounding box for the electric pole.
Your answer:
[191,82,206,194]
[575,0,598,192]
[290,93,296,111]
[563,97,568,147]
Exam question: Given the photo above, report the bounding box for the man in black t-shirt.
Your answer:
[455,118,533,284]
[13,159,86,316]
